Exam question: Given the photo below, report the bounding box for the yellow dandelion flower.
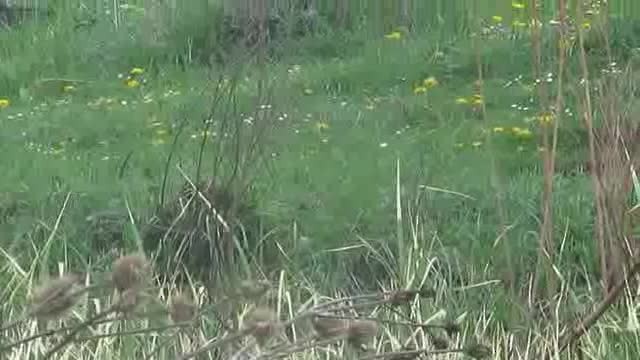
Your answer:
[155,128,169,136]
[455,97,469,104]
[62,85,75,93]
[512,2,525,9]
[384,31,402,40]
[125,79,140,88]
[413,86,427,94]
[512,127,533,139]
[582,21,591,30]
[472,141,483,147]
[423,77,439,88]
[493,127,505,133]
[529,19,542,28]
[130,67,145,75]
[538,113,554,125]
[152,137,167,146]
[0,98,10,109]
[492,15,504,23]
[512,20,527,28]
[315,122,329,130]
[471,94,484,105]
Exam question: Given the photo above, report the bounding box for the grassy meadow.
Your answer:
[2,0,640,359]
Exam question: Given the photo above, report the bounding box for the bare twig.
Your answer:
[553,260,640,357]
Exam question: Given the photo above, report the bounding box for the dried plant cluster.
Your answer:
[28,272,85,323]
[0,252,492,359]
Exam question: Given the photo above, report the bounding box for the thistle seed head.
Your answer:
[111,253,150,293]
[30,272,84,321]
[114,288,141,314]
[244,307,278,345]
[169,292,197,324]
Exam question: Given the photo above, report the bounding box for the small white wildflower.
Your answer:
[379,142,388,148]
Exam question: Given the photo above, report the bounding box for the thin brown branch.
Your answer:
[553,260,640,357]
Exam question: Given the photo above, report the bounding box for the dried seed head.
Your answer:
[30,273,84,321]
[311,314,349,339]
[169,292,197,324]
[244,307,278,345]
[463,343,492,359]
[114,288,141,314]
[346,319,378,347]
[111,254,150,293]
[238,279,271,300]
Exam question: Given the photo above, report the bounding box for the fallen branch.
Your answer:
[552,260,640,358]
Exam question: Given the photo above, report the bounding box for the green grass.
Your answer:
[2,1,640,359]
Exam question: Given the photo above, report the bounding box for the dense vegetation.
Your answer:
[1,0,640,359]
